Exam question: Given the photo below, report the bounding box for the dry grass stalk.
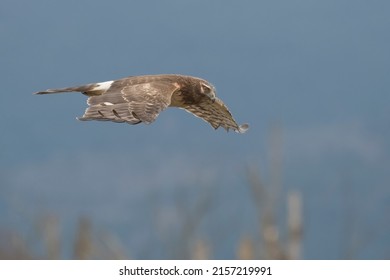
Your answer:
[73,217,93,259]
[237,235,255,260]
[287,191,303,259]
[191,238,210,260]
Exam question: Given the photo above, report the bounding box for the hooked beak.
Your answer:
[205,91,216,103]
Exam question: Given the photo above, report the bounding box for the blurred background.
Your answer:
[0,0,389,259]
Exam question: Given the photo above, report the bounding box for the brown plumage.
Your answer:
[34,74,248,133]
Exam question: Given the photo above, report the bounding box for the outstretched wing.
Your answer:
[78,78,179,125]
[181,97,248,133]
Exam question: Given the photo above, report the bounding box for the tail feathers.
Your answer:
[34,84,96,95]
[34,80,114,95]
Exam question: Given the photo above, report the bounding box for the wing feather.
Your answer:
[182,97,248,133]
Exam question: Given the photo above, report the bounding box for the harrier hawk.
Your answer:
[35,74,248,133]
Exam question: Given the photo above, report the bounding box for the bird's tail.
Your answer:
[34,84,96,95]
[34,80,114,96]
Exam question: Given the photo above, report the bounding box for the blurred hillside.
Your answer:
[1,126,388,259]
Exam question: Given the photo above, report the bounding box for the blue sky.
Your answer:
[1,0,389,259]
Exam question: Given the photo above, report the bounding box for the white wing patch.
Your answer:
[94,81,113,91]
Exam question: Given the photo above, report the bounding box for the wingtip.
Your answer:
[237,123,249,134]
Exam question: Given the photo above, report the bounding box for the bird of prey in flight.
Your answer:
[35,74,248,133]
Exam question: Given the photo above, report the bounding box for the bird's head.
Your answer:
[199,80,216,102]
